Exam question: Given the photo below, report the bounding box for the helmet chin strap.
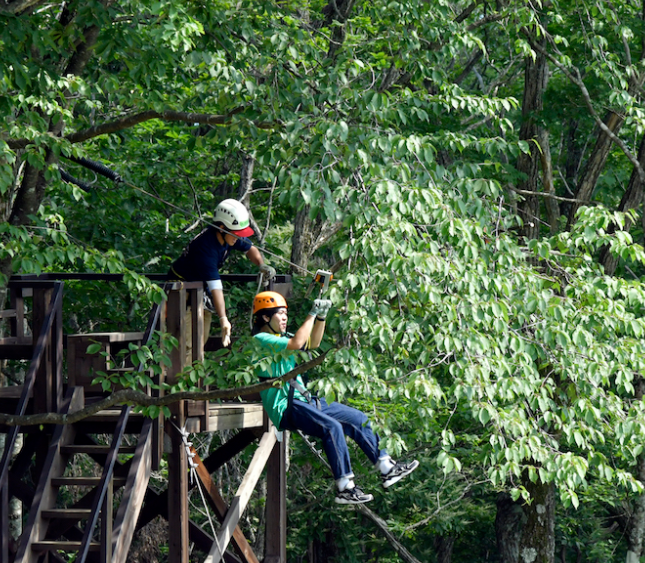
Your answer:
[268,316,281,335]
[265,315,287,336]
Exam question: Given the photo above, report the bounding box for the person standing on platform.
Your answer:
[168,198,275,347]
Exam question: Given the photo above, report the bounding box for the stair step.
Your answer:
[61,444,137,455]
[32,540,101,552]
[51,476,126,487]
[42,508,93,519]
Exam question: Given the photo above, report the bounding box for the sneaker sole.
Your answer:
[334,494,374,505]
[382,460,420,489]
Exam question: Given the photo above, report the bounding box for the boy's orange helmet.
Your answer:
[253,291,288,315]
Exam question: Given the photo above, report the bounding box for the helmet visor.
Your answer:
[230,225,254,237]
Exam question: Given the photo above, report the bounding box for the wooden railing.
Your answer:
[0,281,64,562]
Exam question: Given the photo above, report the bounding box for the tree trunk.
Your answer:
[624,378,645,563]
[434,534,455,563]
[322,0,355,59]
[290,206,317,275]
[1,6,105,283]
[496,492,525,563]
[518,477,555,563]
[626,455,645,563]
[599,134,645,275]
[537,130,559,234]
[567,44,645,229]
[516,31,549,240]
[566,111,625,228]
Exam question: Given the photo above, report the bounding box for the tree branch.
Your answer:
[521,27,645,186]
[1,0,48,14]
[6,108,274,150]
[0,348,334,426]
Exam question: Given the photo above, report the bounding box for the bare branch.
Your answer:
[508,185,588,204]
[0,348,334,426]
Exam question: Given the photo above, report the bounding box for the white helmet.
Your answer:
[213,199,254,237]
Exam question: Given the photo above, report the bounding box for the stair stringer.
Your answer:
[14,386,85,563]
[111,417,153,562]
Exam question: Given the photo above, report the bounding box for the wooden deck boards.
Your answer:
[0,401,264,434]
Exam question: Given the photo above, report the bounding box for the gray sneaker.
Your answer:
[335,486,374,505]
[382,460,420,488]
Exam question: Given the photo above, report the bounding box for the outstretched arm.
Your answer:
[309,318,325,349]
[289,300,331,350]
[286,314,316,350]
[246,245,263,266]
[211,288,231,347]
[247,246,276,279]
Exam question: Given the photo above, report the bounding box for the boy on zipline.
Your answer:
[252,291,419,505]
[168,198,275,347]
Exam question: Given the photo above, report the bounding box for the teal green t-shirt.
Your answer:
[254,332,308,429]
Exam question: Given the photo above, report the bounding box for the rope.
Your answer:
[122,179,318,278]
[171,421,221,551]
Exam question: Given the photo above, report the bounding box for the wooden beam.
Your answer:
[111,419,153,563]
[191,449,260,563]
[167,414,188,563]
[264,433,287,563]
[204,430,277,563]
[100,478,113,563]
[167,287,187,383]
[52,289,64,413]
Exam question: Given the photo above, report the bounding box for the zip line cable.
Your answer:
[61,155,330,288]
[121,178,318,278]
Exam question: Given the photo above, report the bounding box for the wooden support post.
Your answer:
[32,286,54,414]
[167,413,189,563]
[167,286,187,383]
[52,288,63,413]
[188,286,208,431]
[166,286,189,563]
[1,481,7,563]
[264,430,287,563]
[152,297,167,471]
[9,286,25,340]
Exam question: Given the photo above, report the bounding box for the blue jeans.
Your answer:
[282,398,388,480]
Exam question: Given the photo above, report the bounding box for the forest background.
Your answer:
[2,0,645,561]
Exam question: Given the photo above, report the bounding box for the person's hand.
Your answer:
[309,299,332,320]
[259,263,276,280]
[220,316,232,347]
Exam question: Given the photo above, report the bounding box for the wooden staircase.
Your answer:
[14,387,152,563]
[1,274,290,563]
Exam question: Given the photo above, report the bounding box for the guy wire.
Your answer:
[123,179,317,278]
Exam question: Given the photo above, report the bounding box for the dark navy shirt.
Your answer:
[169,227,253,282]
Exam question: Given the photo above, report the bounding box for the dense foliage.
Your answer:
[2,0,645,561]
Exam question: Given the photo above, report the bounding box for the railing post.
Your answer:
[188,285,208,431]
[166,286,189,563]
[32,285,54,414]
[52,285,63,413]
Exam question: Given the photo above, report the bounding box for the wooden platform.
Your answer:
[193,403,264,433]
[0,397,265,434]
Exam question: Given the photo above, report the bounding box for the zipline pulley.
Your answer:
[305,269,333,298]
